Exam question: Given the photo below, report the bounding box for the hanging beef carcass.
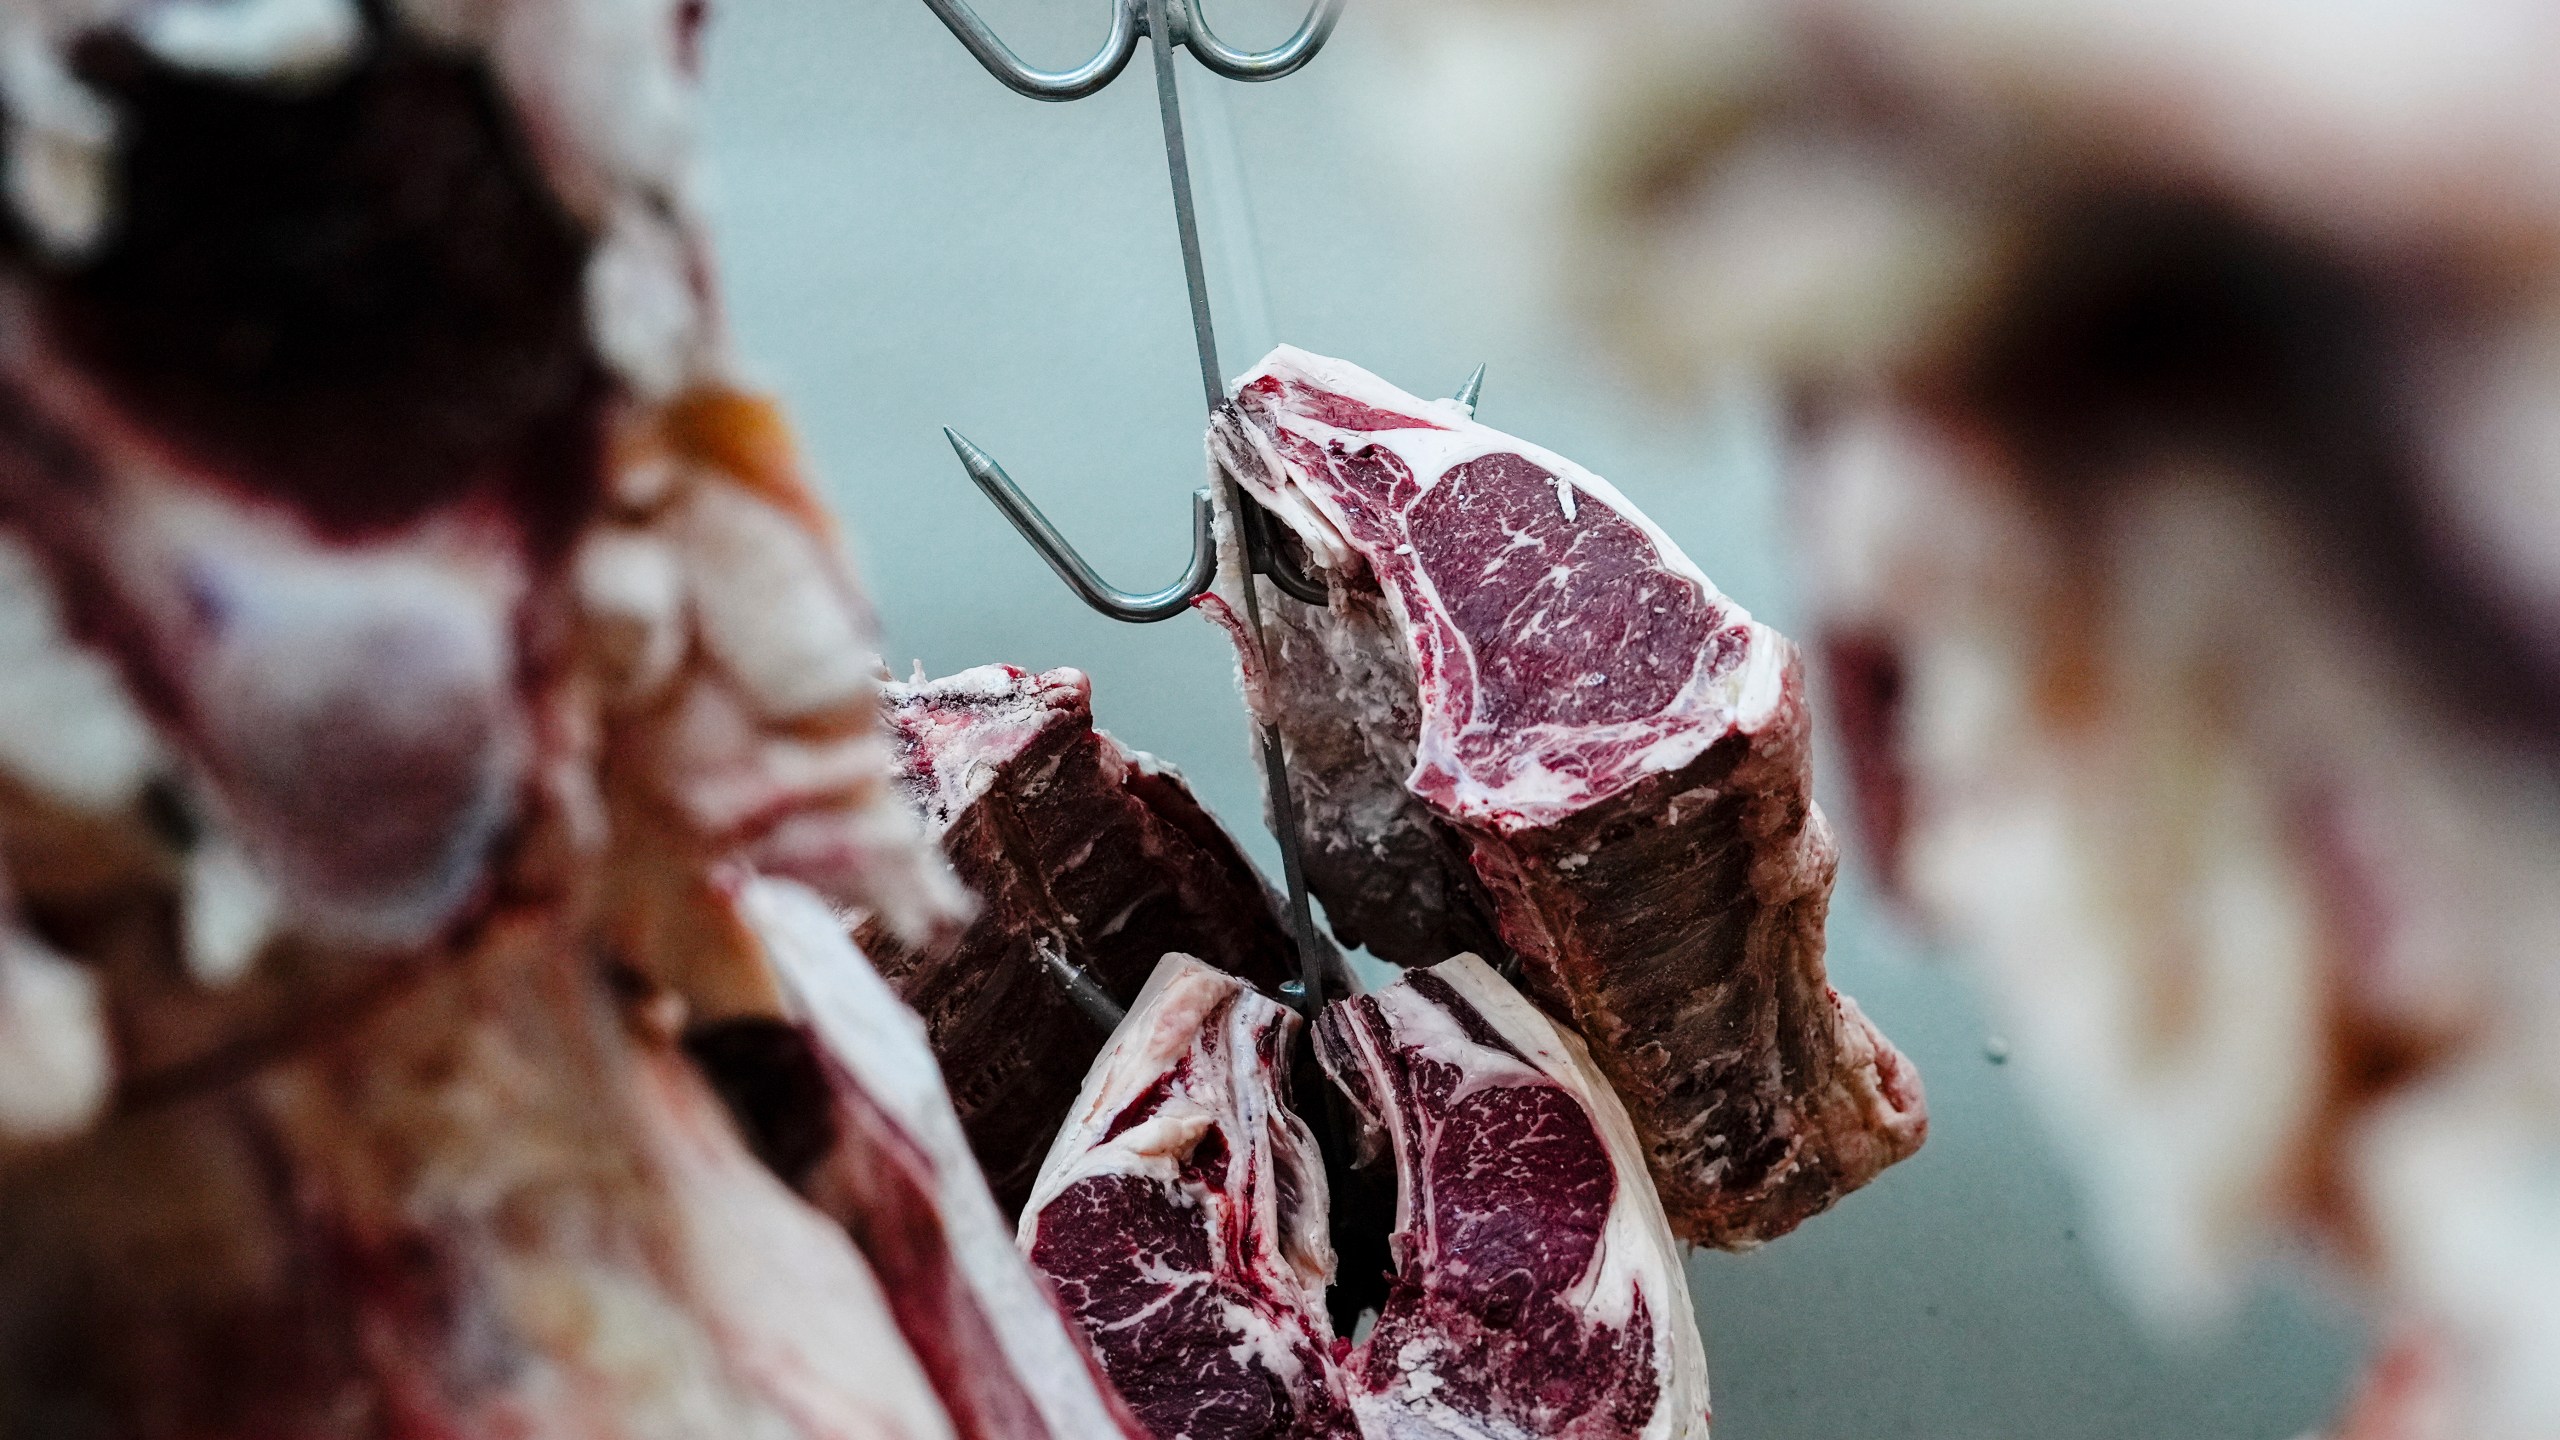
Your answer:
[1202,346,1924,1247]
[855,664,1304,1211]
[0,0,984,1431]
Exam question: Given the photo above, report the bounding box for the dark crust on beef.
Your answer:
[856,670,1298,1213]
[1255,566,1921,1247]
[1457,648,1918,1244]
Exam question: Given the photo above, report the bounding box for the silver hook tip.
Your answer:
[1452,364,1485,415]
[943,426,1000,475]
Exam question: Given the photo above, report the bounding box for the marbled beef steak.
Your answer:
[1203,347,1925,1247]
[1019,955,1355,1440]
[1024,953,1716,1440]
[1317,955,1711,1440]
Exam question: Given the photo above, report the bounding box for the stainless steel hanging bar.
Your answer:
[921,0,1485,1031]
[1140,0,1327,1021]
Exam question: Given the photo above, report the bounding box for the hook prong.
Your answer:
[1176,0,1345,81]
[945,428,1217,623]
[1240,500,1328,606]
[1452,363,1485,415]
[1037,943,1129,1032]
[918,0,1144,100]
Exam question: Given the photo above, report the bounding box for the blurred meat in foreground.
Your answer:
[0,0,1093,1432]
[1369,1,2560,1435]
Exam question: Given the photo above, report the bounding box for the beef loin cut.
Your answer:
[857,665,1300,1211]
[1203,346,1925,1247]
[734,877,1148,1440]
[1019,954,1355,1440]
[1315,954,1711,1440]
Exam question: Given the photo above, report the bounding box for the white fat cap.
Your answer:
[0,529,160,811]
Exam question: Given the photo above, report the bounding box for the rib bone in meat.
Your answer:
[1204,346,1925,1246]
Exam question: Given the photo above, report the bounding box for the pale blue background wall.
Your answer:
[701,2,2364,1434]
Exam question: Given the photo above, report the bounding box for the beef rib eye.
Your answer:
[1316,954,1711,1440]
[1203,346,1925,1247]
[858,665,1300,1212]
[1019,954,1356,1440]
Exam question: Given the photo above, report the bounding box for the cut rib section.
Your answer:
[1316,954,1710,1440]
[1205,346,1925,1246]
[858,664,1300,1212]
[1020,955,1356,1440]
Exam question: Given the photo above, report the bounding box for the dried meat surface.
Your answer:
[1206,347,1924,1246]
[859,665,1301,1210]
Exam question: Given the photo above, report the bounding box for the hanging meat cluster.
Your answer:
[876,350,1931,1440]
[0,0,1922,1434]
[1362,0,2560,1435]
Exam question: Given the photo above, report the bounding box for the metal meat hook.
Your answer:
[917,0,1342,100]
[922,0,1478,1033]
[926,0,1345,621]
[939,362,1488,623]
